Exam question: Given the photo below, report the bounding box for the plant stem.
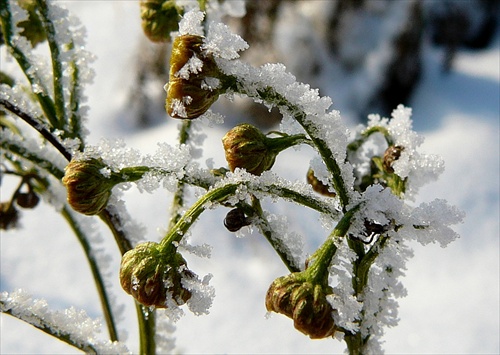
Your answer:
[35,0,67,129]
[0,98,72,161]
[0,0,58,127]
[136,304,156,355]
[61,207,119,342]
[306,206,359,283]
[249,197,301,272]
[159,183,238,251]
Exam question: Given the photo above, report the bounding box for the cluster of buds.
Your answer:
[265,272,336,339]
[140,0,182,43]
[222,124,308,175]
[165,34,222,119]
[0,174,41,230]
[119,242,194,308]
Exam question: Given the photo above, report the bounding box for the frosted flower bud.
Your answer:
[222,124,276,175]
[224,208,251,232]
[0,202,19,230]
[166,34,221,119]
[383,145,404,173]
[120,242,194,308]
[306,168,336,197]
[62,158,118,216]
[265,273,336,339]
[140,0,182,43]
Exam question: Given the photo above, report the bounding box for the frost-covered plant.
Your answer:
[0,1,464,354]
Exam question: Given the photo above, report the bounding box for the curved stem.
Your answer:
[306,206,359,283]
[159,183,238,251]
[61,207,119,342]
[0,98,72,161]
[248,197,301,273]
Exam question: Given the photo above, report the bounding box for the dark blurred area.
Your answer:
[129,0,499,128]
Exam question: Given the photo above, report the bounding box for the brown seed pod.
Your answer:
[224,208,251,232]
[306,169,336,197]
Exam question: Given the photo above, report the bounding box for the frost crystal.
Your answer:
[1,290,130,354]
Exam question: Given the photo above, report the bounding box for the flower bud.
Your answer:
[382,145,404,173]
[224,208,251,232]
[62,158,118,216]
[306,169,336,197]
[266,273,336,339]
[0,202,19,230]
[140,0,182,43]
[120,242,194,308]
[165,34,221,119]
[222,124,276,175]
[16,191,40,209]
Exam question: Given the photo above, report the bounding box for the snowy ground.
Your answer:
[1,2,499,354]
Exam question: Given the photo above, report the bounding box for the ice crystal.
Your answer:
[0,289,130,354]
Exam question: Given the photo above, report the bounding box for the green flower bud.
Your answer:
[382,145,404,173]
[222,124,276,175]
[62,158,118,216]
[140,0,182,43]
[165,34,221,119]
[265,273,336,339]
[119,242,194,308]
[306,168,336,197]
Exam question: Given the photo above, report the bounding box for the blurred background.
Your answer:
[1,0,499,353]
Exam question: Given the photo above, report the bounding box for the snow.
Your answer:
[1,1,499,354]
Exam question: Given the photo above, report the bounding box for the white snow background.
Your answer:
[1,2,499,354]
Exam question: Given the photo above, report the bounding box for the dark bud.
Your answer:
[306,168,336,197]
[0,202,19,230]
[382,145,404,173]
[224,208,251,232]
[16,191,40,209]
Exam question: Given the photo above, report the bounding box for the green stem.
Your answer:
[306,206,359,283]
[344,233,389,354]
[35,0,67,129]
[249,197,301,273]
[0,305,99,354]
[169,120,192,229]
[159,183,238,251]
[0,98,72,161]
[136,304,156,355]
[0,0,58,127]
[61,207,119,342]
